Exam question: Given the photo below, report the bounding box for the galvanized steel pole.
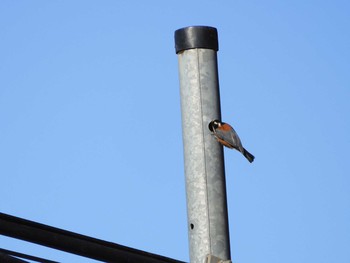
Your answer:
[174,26,231,263]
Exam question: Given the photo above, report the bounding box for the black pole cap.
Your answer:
[174,26,218,54]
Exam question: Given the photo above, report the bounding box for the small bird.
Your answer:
[208,119,255,163]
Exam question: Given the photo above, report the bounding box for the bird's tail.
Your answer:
[243,148,255,163]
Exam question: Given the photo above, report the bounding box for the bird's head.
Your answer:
[208,119,222,132]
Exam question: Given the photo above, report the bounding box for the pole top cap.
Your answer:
[174,26,218,54]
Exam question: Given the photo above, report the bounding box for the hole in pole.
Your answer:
[190,223,194,230]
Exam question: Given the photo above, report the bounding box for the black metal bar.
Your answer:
[0,213,186,263]
[0,251,29,263]
[0,248,58,263]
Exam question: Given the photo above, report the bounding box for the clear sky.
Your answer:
[1,1,349,263]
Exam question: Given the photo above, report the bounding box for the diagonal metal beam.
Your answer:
[0,250,29,263]
[0,248,58,263]
[0,213,186,263]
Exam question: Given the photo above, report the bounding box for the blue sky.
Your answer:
[1,1,349,262]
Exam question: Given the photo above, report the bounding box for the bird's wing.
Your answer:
[214,127,243,150]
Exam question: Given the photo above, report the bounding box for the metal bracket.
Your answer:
[206,254,232,263]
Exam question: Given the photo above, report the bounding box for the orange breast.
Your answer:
[220,123,233,131]
[217,137,234,149]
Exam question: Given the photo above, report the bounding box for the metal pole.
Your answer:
[175,26,231,263]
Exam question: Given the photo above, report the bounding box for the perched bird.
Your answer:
[208,119,255,163]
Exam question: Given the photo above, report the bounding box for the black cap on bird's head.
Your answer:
[208,119,222,132]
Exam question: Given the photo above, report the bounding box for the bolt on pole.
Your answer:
[174,26,231,263]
